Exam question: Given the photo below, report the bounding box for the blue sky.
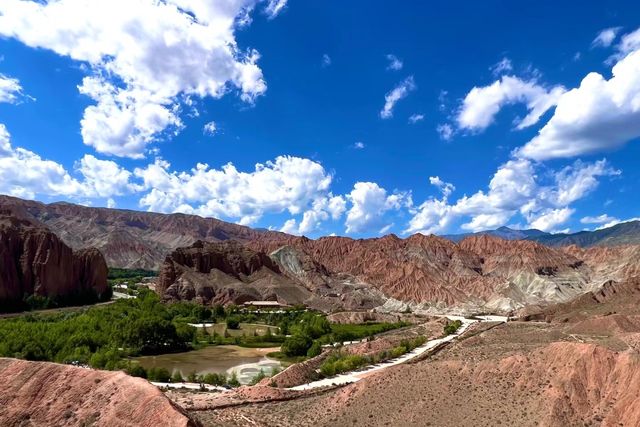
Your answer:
[0,0,639,237]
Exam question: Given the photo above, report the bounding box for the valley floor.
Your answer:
[188,318,640,426]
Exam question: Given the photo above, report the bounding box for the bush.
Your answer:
[228,371,240,388]
[281,333,312,357]
[444,319,463,335]
[171,370,183,383]
[250,368,267,385]
[147,367,171,382]
[126,364,147,379]
[306,341,322,358]
[226,316,241,330]
[203,372,226,386]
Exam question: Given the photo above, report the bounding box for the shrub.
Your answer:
[250,369,266,385]
[281,333,312,357]
[444,319,463,335]
[226,316,241,330]
[306,341,322,358]
[126,364,147,379]
[147,367,171,382]
[228,371,240,387]
[203,372,226,386]
[171,370,184,383]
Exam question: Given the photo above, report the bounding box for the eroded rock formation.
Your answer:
[0,215,108,309]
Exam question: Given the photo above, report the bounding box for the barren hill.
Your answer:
[0,358,198,427]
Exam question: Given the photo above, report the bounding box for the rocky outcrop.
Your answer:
[157,240,385,311]
[0,215,108,310]
[0,358,199,427]
[158,240,311,306]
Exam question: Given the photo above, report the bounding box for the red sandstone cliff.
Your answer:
[0,215,108,309]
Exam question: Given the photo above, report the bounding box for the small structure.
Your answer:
[242,300,290,308]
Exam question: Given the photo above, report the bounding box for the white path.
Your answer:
[288,315,506,391]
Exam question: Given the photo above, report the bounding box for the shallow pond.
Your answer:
[133,345,283,385]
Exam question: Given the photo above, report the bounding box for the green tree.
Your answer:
[226,316,241,330]
[281,333,312,357]
[171,370,184,383]
[228,371,240,387]
[306,340,322,358]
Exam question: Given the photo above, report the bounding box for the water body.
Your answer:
[133,345,283,385]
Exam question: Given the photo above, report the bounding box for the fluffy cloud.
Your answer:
[134,155,334,226]
[405,158,618,234]
[429,176,455,198]
[406,198,453,235]
[0,123,135,199]
[406,177,456,234]
[550,160,620,206]
[457,75,565,132]
[0,0,283,158]
[322,54,332,67]
[345,182,408,233]
[380,76,416,119]
[386,54,403,71]
[592,27,622,48]
[353,141,365,149]
[408,113,424,124]
[527,208,574,232]
[75,154,138,197]
[0,74,25,104]
[518,49,640,160]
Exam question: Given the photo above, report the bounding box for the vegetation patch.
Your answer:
[319,336,428,377]
[443,319,463,335]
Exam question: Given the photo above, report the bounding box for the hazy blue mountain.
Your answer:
[442,226,549,243]
[528,220,640,247]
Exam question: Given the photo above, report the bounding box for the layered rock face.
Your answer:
[0,195,284,270]
[0,215,108,309]
[158,240,385,310]
[0,358,198,427]
[249,234,598,312]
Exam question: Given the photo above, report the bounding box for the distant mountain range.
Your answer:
[442,222,640,247]
[442,226,549,243]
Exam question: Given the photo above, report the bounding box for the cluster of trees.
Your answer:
[319,335,428,377]
[443,319,463,335]
[280,313,332,357]
[280,318,409,358]
[0,290,196,369]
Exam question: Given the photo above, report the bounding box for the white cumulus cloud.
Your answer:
[457,75,565,132]
[518,47,640,161]
[0,0,282,158]
[345,182,408,233]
